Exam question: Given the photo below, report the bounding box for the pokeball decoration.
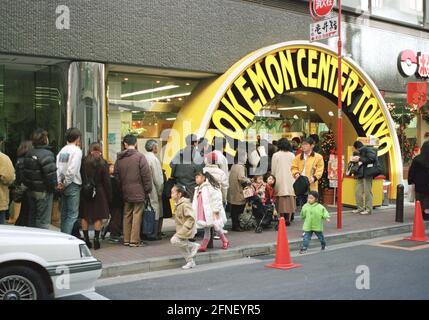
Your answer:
[399,50,418,77]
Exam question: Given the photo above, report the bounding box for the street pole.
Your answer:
[337,0,343,229]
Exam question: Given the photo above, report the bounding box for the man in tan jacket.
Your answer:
[0,151,15,224]
[291,137,324,205]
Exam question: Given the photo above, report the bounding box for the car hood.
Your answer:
[0,225,82,242]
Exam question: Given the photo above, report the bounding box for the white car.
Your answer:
[0,225,102,300]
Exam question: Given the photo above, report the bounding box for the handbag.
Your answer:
[243,186,255,199]
[9,182,28,203]
[141,199,156,236]
[81,164,97,201]
[293,175,310,196]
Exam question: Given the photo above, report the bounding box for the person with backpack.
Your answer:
[114,134,152,247]
[23,128,57,229]
[56,128,83,234]
[351,140,381,215]
[79,143,112,250]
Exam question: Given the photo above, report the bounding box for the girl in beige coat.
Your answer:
[170,185,200,270]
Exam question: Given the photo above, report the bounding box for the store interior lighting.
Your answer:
[120,85,179,98]
[140,92,191,102]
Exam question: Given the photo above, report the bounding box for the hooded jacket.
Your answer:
[114,148,153,203]
[300,202,330,232]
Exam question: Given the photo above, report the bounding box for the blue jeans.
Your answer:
[302,231,326,250]
[28,191,53,229]
[0,210,7,224]
[61,183,81,234]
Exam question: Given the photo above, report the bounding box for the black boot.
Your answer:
[93,230,101,250]
[285,213,291,226]
[291,212,295,222]
[83,230,92,249]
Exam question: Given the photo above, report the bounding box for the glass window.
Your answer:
[343,0,369,12]
[371,0,424,26]
[0,63,66,164]
[384,92,418,166]
[107,73,199,162]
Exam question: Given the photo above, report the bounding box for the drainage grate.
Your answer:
[371,238,429,251]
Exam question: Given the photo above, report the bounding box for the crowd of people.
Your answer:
[0,127,399,270]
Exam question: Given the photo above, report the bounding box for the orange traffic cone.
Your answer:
[405,200,429,242]
[266,217,302,270]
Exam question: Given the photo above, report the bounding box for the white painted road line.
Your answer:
[82,291,110,300]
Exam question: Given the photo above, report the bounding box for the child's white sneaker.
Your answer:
[182,260,196,270]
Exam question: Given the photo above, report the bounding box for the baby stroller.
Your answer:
[249,195,274,233]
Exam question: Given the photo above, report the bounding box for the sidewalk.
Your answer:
[93,203,427,278]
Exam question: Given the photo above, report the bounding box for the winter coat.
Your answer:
[80,159,112,220]
[192,180,227,229]
[23,145,57,192]
[271,151,296,197]
[264,184,276,205]
[213,150,229,177]
[408,155,429,195]
[0,152,15,211]
[291,151,324,192]
[174,197,197,239]
[355,146,379,179]
[203,163,229,203]
[114,148,152,203]
[145,151,164,219]
[171,146,204,197]
[300,202,330,232]
[227,164,249,205]
[15,157,25,185]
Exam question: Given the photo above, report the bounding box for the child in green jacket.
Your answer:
[299,191,330,254]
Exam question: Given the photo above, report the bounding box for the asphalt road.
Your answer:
[77,235,429,300]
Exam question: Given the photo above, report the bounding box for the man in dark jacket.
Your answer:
[170,134,204,198]
[351,140,380,215]
[23,128,57,229]
[114,134,152,247]
[408,140,429,220]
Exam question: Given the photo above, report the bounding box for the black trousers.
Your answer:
[230,204,245,228]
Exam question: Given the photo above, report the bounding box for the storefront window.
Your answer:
[107,73,199,162]
[384,92,418,166]
[371,0,424,26]
[0,63,67,164]
[343,0,369,12]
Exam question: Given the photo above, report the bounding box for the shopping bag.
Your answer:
[141,199,156,236]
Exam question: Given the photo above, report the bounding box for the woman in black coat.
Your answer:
[408,140,429,221]
[80,142,112,249]
[14,140,33,226]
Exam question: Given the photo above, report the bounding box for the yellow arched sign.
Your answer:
[164,41,402,198]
